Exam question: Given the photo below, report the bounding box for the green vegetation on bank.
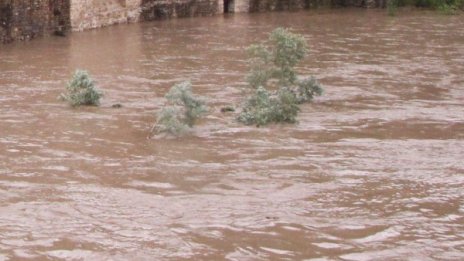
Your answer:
[61,70,103,106]
[389,0,463,14]
[238,27,323,126]
[435,0,463,14]
[152,81,208,136]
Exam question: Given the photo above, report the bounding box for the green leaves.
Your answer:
[155,107,190,136]
[273,87,300,123]
[237,86,304,126]
[62,70,103,107]
[247,27,308,88]
[238,87,274,126]
[295,76,324,104]
[239,28,323,127]
[154,81,208,136]
[270,27,307,86]
[165,81,208,127]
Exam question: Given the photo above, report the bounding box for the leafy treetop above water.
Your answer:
[239,28,323,127]
[61,70,103,107]
[247,27,308,89]
[154,81,208,136]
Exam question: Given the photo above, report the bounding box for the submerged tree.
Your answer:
[61,70,103,106]
[238,86,300,126]
[238,27,323,126]
[152,81,208,136]
[247,27,308,88]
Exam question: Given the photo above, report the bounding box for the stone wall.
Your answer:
[248,0,306,12]
[1,0,390,43]
[69,0,220,30]
[0,0,221,42]
[331,0,386,7]
[0,1,12,43]
[140,0,219,21]
[0,0,70,43]
[70,0,142,31]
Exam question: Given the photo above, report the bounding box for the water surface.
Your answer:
[0,9,463,260]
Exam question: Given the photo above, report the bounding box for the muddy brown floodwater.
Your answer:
[0,9,463,260]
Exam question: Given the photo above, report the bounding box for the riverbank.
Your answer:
[0,0,462,43]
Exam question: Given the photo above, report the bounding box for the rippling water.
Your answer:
[1,9,463,260]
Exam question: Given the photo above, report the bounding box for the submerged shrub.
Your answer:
[155,107,190,136]
[247,27,308,88]
[239,28,323,127]
[238,87,274,126]
[61,70,102,106]
[247,44,274,88]
[272,87,300,124]
[237,86,302,126]
[295,76,324,104]
[153,81,208,136]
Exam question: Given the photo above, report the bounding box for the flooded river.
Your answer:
[1,9,463,260]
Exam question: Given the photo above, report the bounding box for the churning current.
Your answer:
[0,9,463,260]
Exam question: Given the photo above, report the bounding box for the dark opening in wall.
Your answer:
[0,2,13,43]
[49,0,71,36]
[224,0,234,12]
